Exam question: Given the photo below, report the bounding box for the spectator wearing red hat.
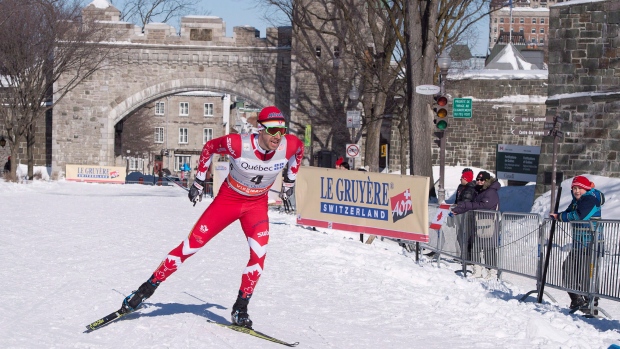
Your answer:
[335,156,344,169]
[451,170,501,279]
[455,168,477,204]
[550,175,603,314]
[120,106,304,329]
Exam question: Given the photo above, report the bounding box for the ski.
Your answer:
[207,320,299,347]
[84,306,142,333]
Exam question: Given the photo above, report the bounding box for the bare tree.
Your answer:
[111,0,204,33]
[259,0,403,172]
[0,0,117,181]
[400,0,494,184]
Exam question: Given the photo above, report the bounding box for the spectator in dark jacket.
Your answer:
[3,156,10,172]
[451,171,501,278]
[451,168,479,261]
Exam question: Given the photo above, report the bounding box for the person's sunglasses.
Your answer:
[263,126,287,136]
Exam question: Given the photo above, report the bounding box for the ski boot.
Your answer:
[231,291,253,329]
[121,274,160,313]
[568,293,587,311]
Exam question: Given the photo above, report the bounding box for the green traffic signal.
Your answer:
[435,119,448,130]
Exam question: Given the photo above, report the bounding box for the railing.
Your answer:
[422,205,619,318]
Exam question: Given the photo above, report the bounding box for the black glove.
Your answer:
[279,177,295,201]
[188,178,205,206]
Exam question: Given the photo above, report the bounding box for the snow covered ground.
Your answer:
[1,168,620,348]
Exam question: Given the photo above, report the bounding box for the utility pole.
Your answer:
[549,115,563,213]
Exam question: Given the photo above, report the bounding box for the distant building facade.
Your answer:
[124,92,259,176]
[489,0,563,50]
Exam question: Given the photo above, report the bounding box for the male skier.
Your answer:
[121,106,304,328]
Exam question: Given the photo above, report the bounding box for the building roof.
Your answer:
[485,43,536,70]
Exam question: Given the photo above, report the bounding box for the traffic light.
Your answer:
[433,131,444,147]
[433,94,448,130]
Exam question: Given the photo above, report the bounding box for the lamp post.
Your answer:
[348,86,364,243]
[126,149,131,176]
[348,86,360,170]
[308,108,317,166]
[436,51,451,203]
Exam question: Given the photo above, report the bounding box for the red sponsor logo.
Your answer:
[390,189,413,223]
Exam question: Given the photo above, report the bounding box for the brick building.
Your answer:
[489,0,564,50]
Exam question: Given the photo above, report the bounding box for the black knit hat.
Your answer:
[476,171,491,182]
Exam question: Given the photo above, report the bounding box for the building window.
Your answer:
[128,157,144,171]
[154,127,164,143]
[540,28,545,34]
[532,18,537,24]
[179,128,188,144]
[494,18,497,23]
[500,27,504,32]
[511,18,514,23]
[532,38,537,43]
[179,102,189,116]
[532,28,536,33]
[540,38,545,44]
[204,103,214,117]
[500,18,504,23]
[520,18,524,24]
[203,128,213,144]
[494,27,497,33]
[541,18,545,24]
[155,102,165,115]
[175,155,191,172]
[519,27,524,33]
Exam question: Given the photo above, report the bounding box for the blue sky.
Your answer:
[108,0,490,56]
[199,0,274,37]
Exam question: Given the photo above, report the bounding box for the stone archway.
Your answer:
[50,2,291,177]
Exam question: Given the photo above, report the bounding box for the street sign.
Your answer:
[452,98,472,118]
[510,129,549,136]
[346,110,361,128]
[512,116,554,122]
[346,144,361,159]
[496,144,541,182]
[415,85,441,95]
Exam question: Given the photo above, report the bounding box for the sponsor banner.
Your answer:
[295,166,429,242]
[65,164,126,184]
[430,204,452,230]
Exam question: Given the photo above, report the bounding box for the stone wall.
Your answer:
[440,78,547,170]
[536,0,620,196]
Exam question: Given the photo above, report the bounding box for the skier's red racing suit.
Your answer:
[152,133,304,298]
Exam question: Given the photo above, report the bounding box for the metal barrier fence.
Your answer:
[422,205,620,318]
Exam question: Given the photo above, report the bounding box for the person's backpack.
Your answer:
[591,188,605,207]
